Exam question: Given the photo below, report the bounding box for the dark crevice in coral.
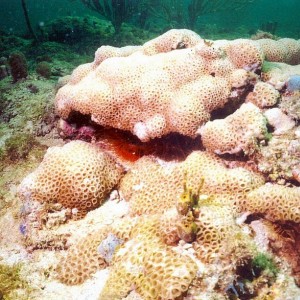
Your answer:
[225,254,278,300]
[66,111,94,126]
[96,129,203,162]
[266,122,275,134]
[244,213,264,224]
[62,111,203,162]
[210,86,253,121]
[266,222,300,286]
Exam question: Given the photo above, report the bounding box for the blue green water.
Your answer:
[0,0,299,39]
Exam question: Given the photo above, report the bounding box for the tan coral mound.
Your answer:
[58,216,138,285]
[58,230,108,285]
[224,39,264,70]
[99,222,197,300]
[193,203,252,263]
[182,151,265,197]
[58,212,196,299]
[201,103,268,155]
[94,45,142,65]
[247,81,280,108]
[142,28,202,55]
[120,151,264,216]
[19,141,123,217]
[100,239,197,300]
[119,157,184,216]
[58,151,265,291]
[56,29,271,142]
[257,38,300,65]
[55,30,300,142]
[238,184,300,223]
[56,46,231,141]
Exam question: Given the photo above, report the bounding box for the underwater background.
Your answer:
[1,1,300,300]
[0,0,299,73]
[1,0,300,39]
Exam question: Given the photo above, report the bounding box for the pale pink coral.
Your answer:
[201,103,268,155]
[55,30,264,142]
[55,31,300,143]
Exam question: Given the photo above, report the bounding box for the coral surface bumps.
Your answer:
[55,29,300,143]
[19,141,123,217]
[17,29,300,298]
[201,103,268,155]
[55,29,265,142]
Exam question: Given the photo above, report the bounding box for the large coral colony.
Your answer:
[18,29,300,299]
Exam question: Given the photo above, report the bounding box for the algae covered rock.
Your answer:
[8,51,28,82]
[36,61,51,79]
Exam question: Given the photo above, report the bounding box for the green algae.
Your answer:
[0,141,47,214]
[0,263,30,300]
[3,132,36,161]
[252,252,279,278]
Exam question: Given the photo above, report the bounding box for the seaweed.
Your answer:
[252,252,279,277]
[4,132,36,161]
[0,263,30,300]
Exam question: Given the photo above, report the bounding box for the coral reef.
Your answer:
[100,237,197,300]
[239,184,300,223]
[246,81,280,108]
[264,108,296,135]
[120,151,264,216]
[251,220,300,287]
[19,141,124,218]
[119,156,183,215]
[1,28,300,300]
[261,61,300,89]
[201,103,268,155]
[257,38,300,65]
[257,129,300,181]
[280,91,300,120]
[58,229,109,285]
[55,30,300,144]
[55,30,266,142]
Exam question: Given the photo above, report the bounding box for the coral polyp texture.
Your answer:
[58,229,109,285]
[8,29,300,299]
[18,141,123,218]
[256,38,300,65]
[119,151,265,216]
[193,203,252,263]
[238,184,300,223]
[201,103,268,155]
[58,216,138,285]
[119,156,184,215]
[142,29,202,55]
[58,213,197,299]
[55,150,266,294]
[55,29,300,143]
[247,81,280,108]
[56,29,271,142]
[180,151,265,198]
[224,39,264,70]
[98,212,198,300]
[101,240,197,300]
